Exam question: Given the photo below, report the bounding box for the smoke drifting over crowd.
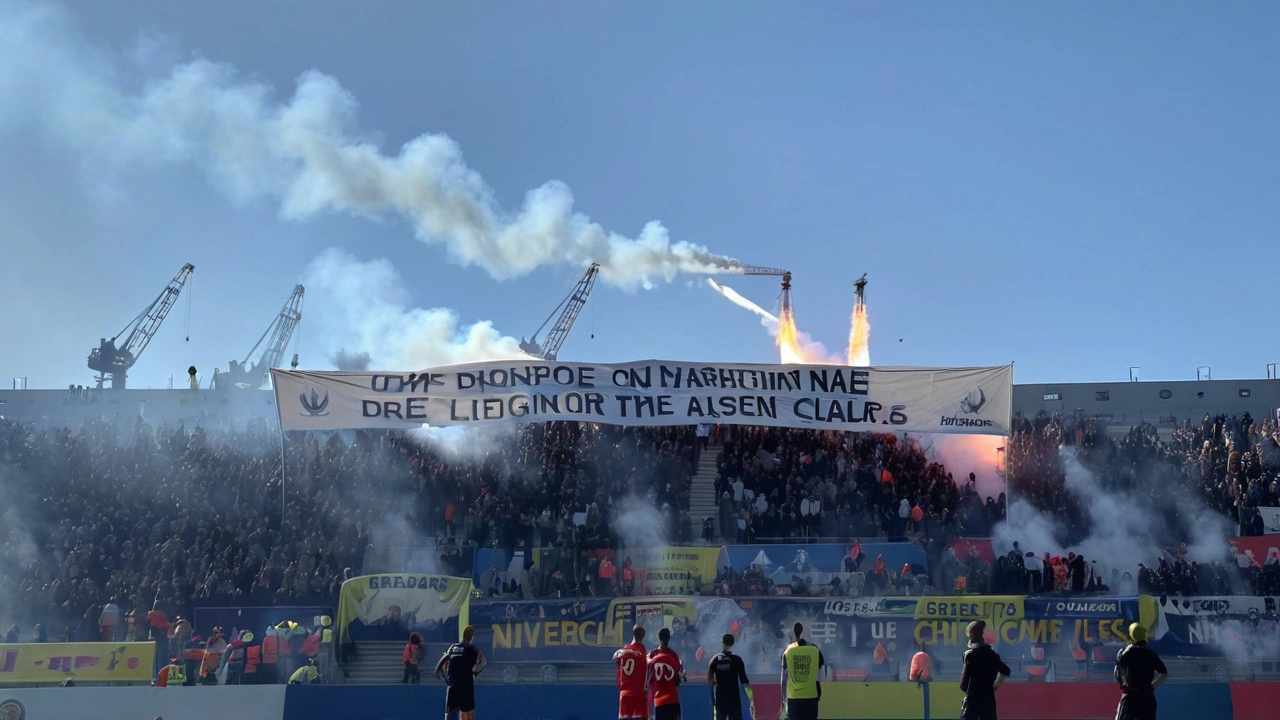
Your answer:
[994,447,1233,580]
[0,2,743,290]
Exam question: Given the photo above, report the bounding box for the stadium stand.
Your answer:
[2,409,1278,646]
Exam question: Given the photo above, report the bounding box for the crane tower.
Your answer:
[520,263,600,361]
[87,263,195,389]
[218,285,305,389]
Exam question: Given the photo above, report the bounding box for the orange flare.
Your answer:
[847,300,871,366]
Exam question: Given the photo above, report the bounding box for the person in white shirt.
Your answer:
[1023,552,1042,593]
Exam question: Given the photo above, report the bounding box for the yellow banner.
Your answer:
[626,547,724,593]
[337,573,472,646]
[0,642,155,684]
[912,596,1025,621]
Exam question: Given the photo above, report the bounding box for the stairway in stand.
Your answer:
[688,443,723,542]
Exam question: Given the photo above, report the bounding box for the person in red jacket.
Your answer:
[403,632,423,684]
[613,625,648,720]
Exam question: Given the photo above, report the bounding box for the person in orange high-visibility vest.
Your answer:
[242,633,261,684]
[261,627,280,684]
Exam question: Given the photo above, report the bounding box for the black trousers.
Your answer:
[402,661,420,683]
[1116,690,1157,720]
[961,693,998,720]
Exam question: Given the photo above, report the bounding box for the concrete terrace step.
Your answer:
[688,444,723,539]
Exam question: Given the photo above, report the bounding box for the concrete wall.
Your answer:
[0,388,278,428]
[0,682,1275,720]
[0,685,285,720]
[1013,378,1280,429]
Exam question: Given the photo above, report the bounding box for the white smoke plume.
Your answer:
[612,494,670,550]
[1206,618,1280,666]
[993,446,1233,582]
[368,513,444,576]
[304,248,532,370]
[408,425,518,464]
[0,2,744,290]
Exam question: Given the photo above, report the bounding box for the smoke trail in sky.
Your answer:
[0,2,746,290]
[706,278,778,330]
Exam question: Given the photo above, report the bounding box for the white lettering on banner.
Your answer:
[809,621,838,644]
[272,362,1013,436]
[823,600,881,617]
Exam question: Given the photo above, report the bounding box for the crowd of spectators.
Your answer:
[0,417,698,636]
[710,426,1003,545]
[3,405,1278,638]
[1002,411,1280,597]
[0,417,378,642]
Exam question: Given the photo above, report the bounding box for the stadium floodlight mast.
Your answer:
[1129,367,1139,382]
[1197,366,1212,381]
[1267,363,1276,380]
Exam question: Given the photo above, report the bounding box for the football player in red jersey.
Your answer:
[613,625,648,720]
[648,627,686,720]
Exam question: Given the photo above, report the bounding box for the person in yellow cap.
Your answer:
[1114,623,1167,720]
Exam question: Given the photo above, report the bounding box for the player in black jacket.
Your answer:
[958,621,1010,720]
[436,626,487,720]
[707,634,753,720]
[1114,623,1168,720]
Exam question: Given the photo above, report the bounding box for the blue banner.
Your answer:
[471,598,618,662]
[1023,597,1144,620]
[725,543,927,582]
[1150,595,1280,660]
[464,594,1154,671]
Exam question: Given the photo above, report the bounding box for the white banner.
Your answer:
[1260,507,1280,535]
[271,361,1013,435]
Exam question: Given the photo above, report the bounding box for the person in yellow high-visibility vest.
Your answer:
[318,616,334,684]
[156,653,186,687]
[781,623,824,720]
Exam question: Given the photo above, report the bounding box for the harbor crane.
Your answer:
[217,284,305,389]
[88,263,195,390]
[519,263,600,361]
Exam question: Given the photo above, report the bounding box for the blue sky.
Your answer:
[2,1,1278,388]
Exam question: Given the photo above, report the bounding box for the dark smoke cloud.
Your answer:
[330,349,372,372]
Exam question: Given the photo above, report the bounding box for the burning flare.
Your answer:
[776,304,807,364]
[775,302,839,365]
[847,301,871,366]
